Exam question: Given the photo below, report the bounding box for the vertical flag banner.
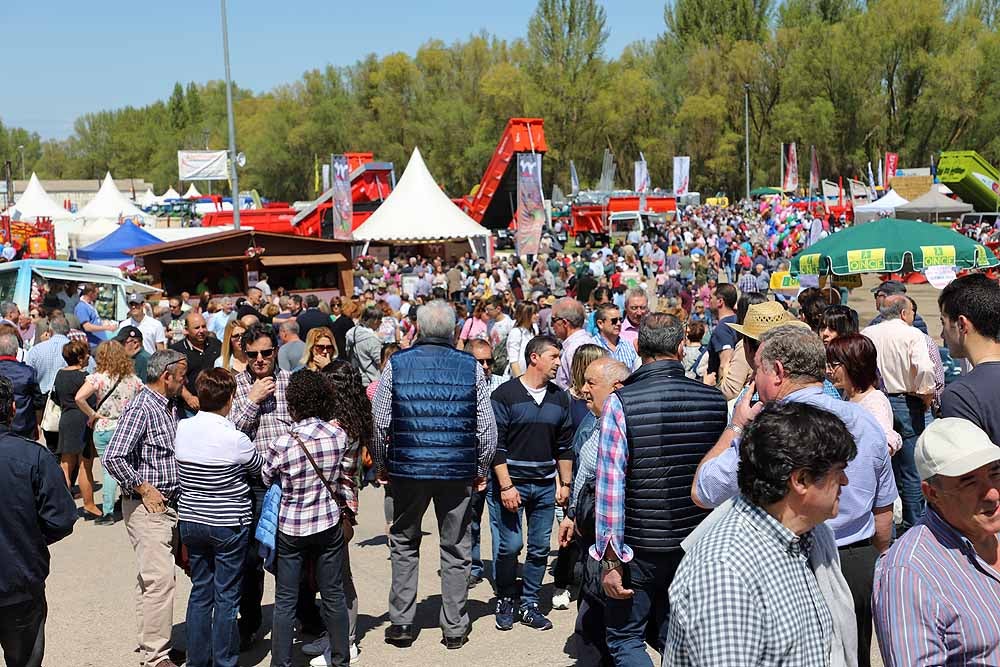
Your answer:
[330,154,353,240]
[634,155,649,211]
[673,156,690,195]
[867,162,877,193]
[321,164,331,192]
[516,153,545,256]
[809,146,820,196]
[570,160,580,195]
[931,153,937,183]
[782,143,799,192]
[885,152,899,185]
[877,158,884,189]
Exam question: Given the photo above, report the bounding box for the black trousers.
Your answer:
[839,541,878,667]
[0,597,46,667]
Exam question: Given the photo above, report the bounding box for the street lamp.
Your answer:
[17,145,25,182]
[743,85,751,201]
[220,0,240,230]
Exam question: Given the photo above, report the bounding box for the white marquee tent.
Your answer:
[68,173,154,253]
[159,187,181,202]
[2,173,75,222]
[853,189,909,223]
[183,184,202,199]
[138,188,158,207]
[352,147,490,245]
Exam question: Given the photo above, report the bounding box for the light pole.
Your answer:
[17,145,25,182]
[220,0,240,229]
[743,85,751,201]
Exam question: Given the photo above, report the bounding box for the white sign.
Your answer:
[673,156,690,195]
[925,265,957,289]
[178,150,229,181]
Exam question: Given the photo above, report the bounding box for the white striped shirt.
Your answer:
[175,411,263,526]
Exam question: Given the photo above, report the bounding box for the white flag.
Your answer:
[673,156,690,196]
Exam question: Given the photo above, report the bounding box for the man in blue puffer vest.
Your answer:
[372,300,498,651]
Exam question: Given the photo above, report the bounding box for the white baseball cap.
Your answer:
[915,418,1000,481]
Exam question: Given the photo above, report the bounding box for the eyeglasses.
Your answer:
[313,344,334,354]
[475,357,494,367]
[601,317,622,325]
[825,361,843,371]
[246,348,275,359]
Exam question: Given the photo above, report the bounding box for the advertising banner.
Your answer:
[672,156,690,195]
[809,146,820,195]
[635,157,649,212]
[515,153,545,256]
[885,152,899,184]
[782,143,799,192]
[330,155,353,241]
[178,150,229,181]
[570,160,580,195]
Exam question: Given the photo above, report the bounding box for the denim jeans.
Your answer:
[469,489,487,579]
[487,478,555,607]
[179,521,248,667]
[604,549,683,667]
[888,394,927,529]
[93,429,117,516]
[272,524,350,667]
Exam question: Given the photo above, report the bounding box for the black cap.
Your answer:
[114,325,142,344]
[871,280,906,296]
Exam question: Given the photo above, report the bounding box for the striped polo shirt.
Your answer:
[873,506,1000,665]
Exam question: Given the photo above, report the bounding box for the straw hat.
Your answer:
[728,301,810,340]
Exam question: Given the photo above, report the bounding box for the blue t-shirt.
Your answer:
[74,299,103,347]
[707,314,738,375]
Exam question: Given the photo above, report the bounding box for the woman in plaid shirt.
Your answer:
[263,370,358,667]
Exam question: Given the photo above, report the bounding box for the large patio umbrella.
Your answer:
[789,218,998,276]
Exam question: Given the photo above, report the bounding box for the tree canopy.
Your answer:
[3,0,999,201]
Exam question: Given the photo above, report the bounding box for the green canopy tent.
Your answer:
[789,218,999,276]
[750,186,784,197]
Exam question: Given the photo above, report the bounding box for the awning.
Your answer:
[31,266,130,286]
[260,253,347,267]
[161,255,249,265]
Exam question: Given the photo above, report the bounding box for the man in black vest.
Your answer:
[591,313,727,665]
[371,300,497,650]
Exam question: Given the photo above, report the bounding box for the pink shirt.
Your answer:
[620,316,640,348]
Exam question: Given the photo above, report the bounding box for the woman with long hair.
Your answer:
[75,340,143,524]
[52,340,100,518]
[264,370,357,667]
[506,302,539,378]
[568,343,607,432]
[215,319,248,373]
[826,333,902,454]
[301,326,337,372]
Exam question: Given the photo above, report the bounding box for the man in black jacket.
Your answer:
[0,332,44,439]
[0,376,76,666]
[296,294,330,341]
[591,313,727,665]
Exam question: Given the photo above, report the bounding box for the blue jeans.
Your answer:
[470,489,486,579]
[604,549,683,667]
[488,478,555,607]
[179,521,248,667]
[93,429,117,516]
[888,394,927,529]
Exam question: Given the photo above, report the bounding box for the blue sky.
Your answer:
[2,0,666,140]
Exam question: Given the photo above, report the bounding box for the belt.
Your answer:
[125,492,178,508]
[837,536,873,550]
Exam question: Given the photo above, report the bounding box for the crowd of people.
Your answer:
[1,201,998,667]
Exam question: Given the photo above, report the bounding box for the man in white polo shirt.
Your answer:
[119,293,167,355]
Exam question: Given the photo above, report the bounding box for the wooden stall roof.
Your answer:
[124,229,353,260]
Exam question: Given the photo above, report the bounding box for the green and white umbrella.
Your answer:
[789,218,999,276]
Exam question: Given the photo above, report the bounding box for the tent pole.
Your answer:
[361,240,370,256]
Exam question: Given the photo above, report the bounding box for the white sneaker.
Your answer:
[303,632,329,657]
[308,643,360,666]
[552,587,571,610]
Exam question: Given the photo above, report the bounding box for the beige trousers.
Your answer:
[122,498,178,667]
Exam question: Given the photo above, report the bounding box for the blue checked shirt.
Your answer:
[104,385,181,498]
[664,494,834,666]
[591,333,640,371]
[25,333,68,393]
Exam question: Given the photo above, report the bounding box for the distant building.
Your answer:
[10,178,156,212]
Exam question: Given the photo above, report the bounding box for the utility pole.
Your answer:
[743,85,751,201]
[221,0,240,229]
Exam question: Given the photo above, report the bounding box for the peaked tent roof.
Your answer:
[894,188,973,220]
[138,188,157,207]
[352,147,489,242]
[76,220,162,265]
[183,184,202,198]
[855,189,909,211]
[2,173,75,221]
[160,187,181,201]
[76,172,152,224]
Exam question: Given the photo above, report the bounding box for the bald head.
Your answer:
[879,294,911,322]
[589,357,630,384]
[583,356,630,416]
[185,312,208,345]
[552,297,585,337]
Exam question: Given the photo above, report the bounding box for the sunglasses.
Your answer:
[601,317,622,325]
[246,348,275,359]
[475,357,494,367]
[313,344,334,354]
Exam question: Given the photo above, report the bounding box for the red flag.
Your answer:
[783,143,799,192]
[809,146,820,194]
[885,152,899,185]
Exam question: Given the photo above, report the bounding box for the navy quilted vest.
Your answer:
[389,338,479,481]
[615,360,728,552]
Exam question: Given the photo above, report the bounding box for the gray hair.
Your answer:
[625,288,648,305]
[878,295,908,321]
[637,313,684,359]
[48,316,70,335]
[0,302,17,318]
[146,349,186,383]
[279,320,300,335]
[417,300,456,340]
[591,357,630,384]
[552,297,585,328]
[758,324,825,383]
[0,333,18,356]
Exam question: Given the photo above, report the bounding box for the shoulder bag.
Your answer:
[291,431,339,503]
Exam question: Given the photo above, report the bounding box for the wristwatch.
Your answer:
[600,557,622,571]
[726,423,744,436]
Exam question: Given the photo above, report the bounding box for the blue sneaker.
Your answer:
[495,597,515,631]
[518,603,553,631]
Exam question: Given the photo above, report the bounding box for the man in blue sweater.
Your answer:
[490,334,575,632]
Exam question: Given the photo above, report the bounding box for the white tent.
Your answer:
[159,187,181,202]
[183,184,202,198]
[138,188,157,207]
[853,189,910,223]
[352,147,490,243]
[76,173,152,225]
[2,173,74,222]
